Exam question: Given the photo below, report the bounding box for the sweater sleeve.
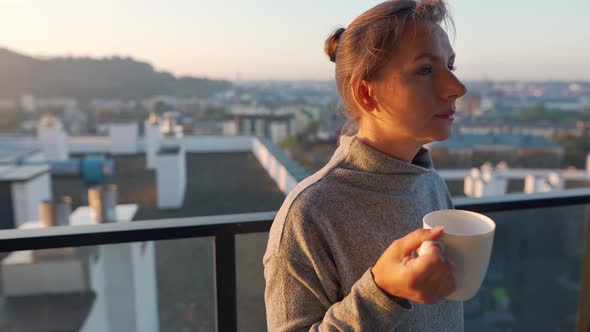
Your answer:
[264,253,412,331]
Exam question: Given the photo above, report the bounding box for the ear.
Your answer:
[351,80,377,112]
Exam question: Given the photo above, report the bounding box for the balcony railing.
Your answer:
[1,188,590,331]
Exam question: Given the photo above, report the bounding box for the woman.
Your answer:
[264,0,467,330]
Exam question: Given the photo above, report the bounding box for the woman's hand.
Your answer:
[371,227,456,304]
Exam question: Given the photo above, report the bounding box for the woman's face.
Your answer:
[368,20,466,145]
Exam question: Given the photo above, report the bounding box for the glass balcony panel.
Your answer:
[236,232,268,332]
[464,204,590,331]
[0,237,215,332]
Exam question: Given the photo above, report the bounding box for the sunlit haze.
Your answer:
[1,0,589,80]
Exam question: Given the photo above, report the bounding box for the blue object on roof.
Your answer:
[81,156,113,187]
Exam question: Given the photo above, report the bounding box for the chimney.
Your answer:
[547,172,564,190]
[160,112,183,138]
[88,185,118,223]
[37,114,69,161]
[464,164,507,197]
[39,196,71,227]
[223,120,238,136]
[110,123,138,155]
[144,113,161,169]
[463,168,480,197]
[525,172,564,194]
[155,145,186,209]
[525,175,543,193]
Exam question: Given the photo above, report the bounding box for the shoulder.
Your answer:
[263,156,348,263]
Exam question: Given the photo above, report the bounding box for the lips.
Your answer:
[435,110,455,120]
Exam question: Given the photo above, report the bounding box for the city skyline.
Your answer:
[1,0,589,81]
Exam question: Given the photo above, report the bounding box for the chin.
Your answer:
[430,128,452,142]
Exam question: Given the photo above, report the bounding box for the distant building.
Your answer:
[542,97,587,111]
[36,97,78,112]
[191,121,223,135]
[274,106,317,135]
[456,121,586,140]
[90,99,136,113]
[37,115,69,161]
[456,94,482,116]
[141,96,201,113]
[224,107,295,145]
[427,134,564,169]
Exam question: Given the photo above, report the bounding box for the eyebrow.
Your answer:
[414,52,456,62]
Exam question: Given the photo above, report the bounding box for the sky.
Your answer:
[1,0,589,81]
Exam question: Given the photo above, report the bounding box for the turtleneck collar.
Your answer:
[338,135,434,174]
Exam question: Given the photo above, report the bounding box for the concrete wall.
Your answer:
[109,123,139,155]
[37,121,69,161]
[79,205,158,332]
[132,242,159,332]
[155,147,187,209]
[144,121,161,169]
[160,135,252,153]
[251,137,303,194]
[10,173,52,227]
[68,136,111,154]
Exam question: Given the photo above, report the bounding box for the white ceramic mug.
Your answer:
[419,209,496,301]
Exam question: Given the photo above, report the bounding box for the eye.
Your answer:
[419,66,433,75]
[448,64,457,71]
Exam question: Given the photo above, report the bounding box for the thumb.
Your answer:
[396,226,445,258]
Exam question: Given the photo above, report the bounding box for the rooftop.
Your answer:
[429,133,561,149]
[53,152,286,220]
[0,165,50,182]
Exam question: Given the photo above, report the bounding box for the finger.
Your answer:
[438,271,456,297]
[417,242,444,258]
[415,269,451,304]
[429,270,455,300]
[395,227,445,258]
[409,248,446,276]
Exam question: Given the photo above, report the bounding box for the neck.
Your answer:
[357,124,422,163]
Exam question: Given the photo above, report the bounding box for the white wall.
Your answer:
[156,147,187,209]
[251,138,300,194]
[132,242,159,332]
[524,173,564,193]
[11,173,52,227]
[5,135,253,156]
[68,136,111,154]
[82,244,158,332]
[73,204,158,332]
[109,123,139,155]
[269,122,288,145]
[223,121,238,136]
[38,121,69,161]
[86,244,137,332]
[81,248,110,332]
[160,136,252,153]
[144,121,161,169]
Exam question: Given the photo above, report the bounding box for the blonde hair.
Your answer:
[324,0,453,137]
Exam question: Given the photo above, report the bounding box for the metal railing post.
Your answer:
[215,230,238,332]
[577,213,590,332]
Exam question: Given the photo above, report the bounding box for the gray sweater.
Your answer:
[263,135,463,331]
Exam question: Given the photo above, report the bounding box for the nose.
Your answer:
[443,72,467,102]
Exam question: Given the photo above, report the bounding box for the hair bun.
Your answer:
[324,27,346,63]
